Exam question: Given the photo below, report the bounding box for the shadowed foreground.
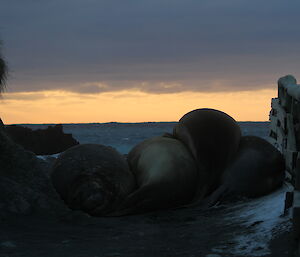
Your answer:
[0,187,294,257]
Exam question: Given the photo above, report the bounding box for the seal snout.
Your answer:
[83,192,104,212]
[69,180,105,213]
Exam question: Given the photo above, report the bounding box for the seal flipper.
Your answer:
[162,132,175,139]
[108,186,157,216]
[178,183,229,209]
[179,184,209,208]
[198,184,230,208]
[109,186,150,216]
[110,179,184,215]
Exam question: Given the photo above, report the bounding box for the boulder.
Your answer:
[5,124,79,155]
[0,124,68,221]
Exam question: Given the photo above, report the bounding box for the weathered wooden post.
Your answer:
[269,75,300,242]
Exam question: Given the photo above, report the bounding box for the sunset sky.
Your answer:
[0,0,299,123]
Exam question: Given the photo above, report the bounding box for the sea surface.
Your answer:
[21,122,270,154]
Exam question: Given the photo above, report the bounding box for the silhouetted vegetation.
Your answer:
[0,42,7,91]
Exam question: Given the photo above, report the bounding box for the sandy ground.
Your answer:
[0,186,296,257]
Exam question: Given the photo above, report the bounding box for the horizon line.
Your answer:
[4,120,270,126]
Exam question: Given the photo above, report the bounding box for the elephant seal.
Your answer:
[51,144,136,216]
[173,108,241,200]
[114,136,199,215]
[203,136,285,206]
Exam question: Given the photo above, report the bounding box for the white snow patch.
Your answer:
[37,153,60,160]
[212,186,292,256]
[0,241,17,248]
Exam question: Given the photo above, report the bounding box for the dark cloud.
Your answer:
[0,0,300,94]
[3,92,47,101]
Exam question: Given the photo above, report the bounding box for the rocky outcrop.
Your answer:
[0,124,68,221]
[0,46,68,220]
[5,124,79,155]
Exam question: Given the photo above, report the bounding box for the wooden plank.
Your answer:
[285,170,293,183]
[293,190,300,208]
[284,180,294,191]
[269,117,278,136]
[278,75,297,90]
[278,75,298,102]
[294,153,300,190]
[293,190,300,238]
[287,114,297,151]
[271,98,287,131]
[285,84,300,102]
[270,98,278,118]
[291,99,300,149]
[271,97,279,109]
[284,191,294,214]
[277,126,287,151]
[285,150,298,173]
[291,98,300,115]
[269,111,277,121]
[267,137,279,149]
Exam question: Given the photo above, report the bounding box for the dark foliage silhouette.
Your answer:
[0,43,7,91]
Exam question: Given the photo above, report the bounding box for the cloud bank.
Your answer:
[0,0,299,94]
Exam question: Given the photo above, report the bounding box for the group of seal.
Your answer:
[51,108,285,216]
[0,46,284,216]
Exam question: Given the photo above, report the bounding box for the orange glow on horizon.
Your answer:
[0,89,277,124]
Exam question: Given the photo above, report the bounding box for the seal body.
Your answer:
[204,136,285,206]
[173,108,241,198]
[51,144,136,216]
[115,136,199,214]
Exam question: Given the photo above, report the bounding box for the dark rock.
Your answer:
[5,124,79,155]
[0,123,68,220]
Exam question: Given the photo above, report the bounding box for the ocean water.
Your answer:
[22,122,270,154]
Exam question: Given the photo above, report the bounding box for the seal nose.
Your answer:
[82,192,104,212]
[70,181,105,213]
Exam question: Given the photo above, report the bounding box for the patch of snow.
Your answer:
[212,186,292,256]
[0,241,17,248]
[211,246,227,253]
[37,153,59,160]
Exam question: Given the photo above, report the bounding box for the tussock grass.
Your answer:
[0,42,7,92]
